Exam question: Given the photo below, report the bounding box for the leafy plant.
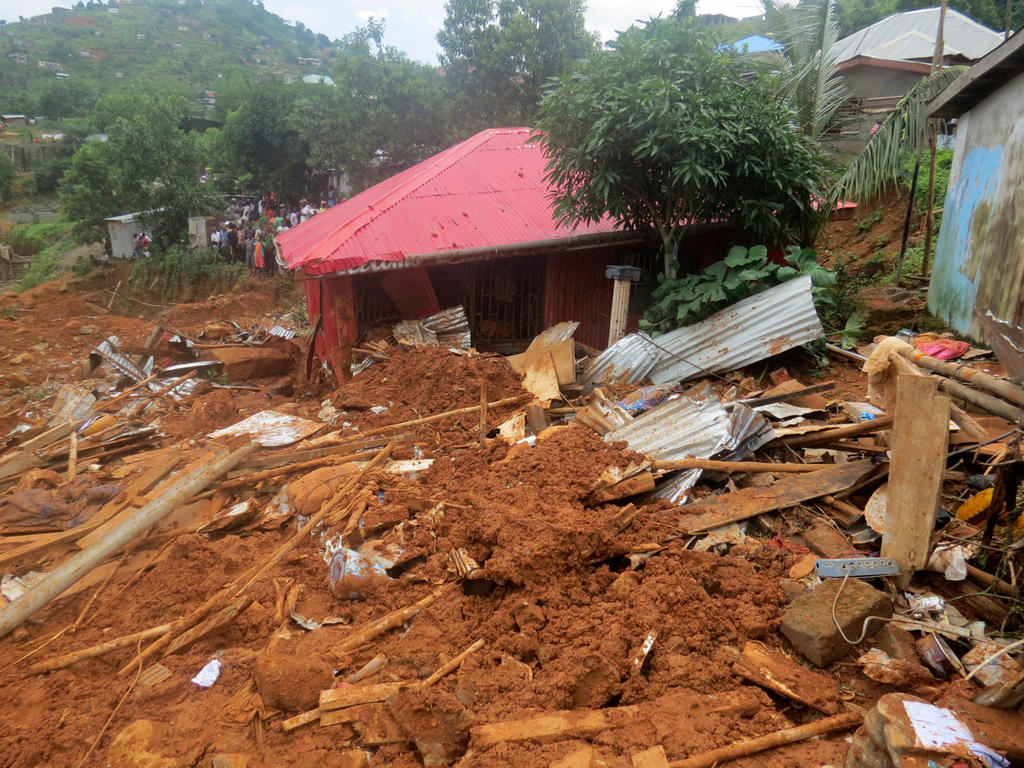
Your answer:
[900,147,954,213]
[17,249,66,291]
[640,244,836,334]
[534,17,828,277]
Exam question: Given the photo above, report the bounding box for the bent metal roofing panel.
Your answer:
[276,127,621,276]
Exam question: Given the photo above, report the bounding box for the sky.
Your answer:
[0,0,768,63]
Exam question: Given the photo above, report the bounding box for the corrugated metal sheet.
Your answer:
[91,336,147,382]
[581,332,663,385]
[648,275,824,385]
[834,8,1002,63]
[605,391,774,504]
[277,128,620,276]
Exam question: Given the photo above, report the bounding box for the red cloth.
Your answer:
[915,339,970,360]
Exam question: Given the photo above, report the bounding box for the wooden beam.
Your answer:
[731,641,840,715]
[677,460,876,534]
[881,375,950,587]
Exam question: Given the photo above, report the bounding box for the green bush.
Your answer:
[2,218,75,257]
[130,245,246,300]
[900,148,954,213]
[641,244,837,335]
[32,157,72,194]
[18,249,66,291]
[71,255,95,278]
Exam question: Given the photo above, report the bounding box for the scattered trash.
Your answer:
[191,659,222,688]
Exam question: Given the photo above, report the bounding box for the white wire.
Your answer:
[831,572,892,645]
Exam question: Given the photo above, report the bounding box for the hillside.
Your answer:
[0,0,338,117]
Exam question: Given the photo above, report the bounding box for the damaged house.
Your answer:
[275,127,741,368]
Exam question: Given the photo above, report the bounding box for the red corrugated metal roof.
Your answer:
[276,127,620,276]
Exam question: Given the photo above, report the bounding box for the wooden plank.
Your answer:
[778,417,893,448]
[881,375,950,587]
[75,447,184,550]
[589,473,655,503]
[161,596,252,657]
[677,460,876,534]
[319,681,407,712]
[471,705,641,750]
[731,641,839,715]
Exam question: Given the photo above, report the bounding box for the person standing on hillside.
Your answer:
[227,223,239,263]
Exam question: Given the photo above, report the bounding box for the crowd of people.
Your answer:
[211,194,337,277]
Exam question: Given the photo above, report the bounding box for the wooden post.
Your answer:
[479,383,488,449]
[608,278,631,347]
[882,375,950,587]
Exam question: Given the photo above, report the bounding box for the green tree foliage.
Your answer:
[60,88,216,244]
[534,17,828,276]
[293,21,451,191]
[0,151,15,203]
[437,0,597,130]
[218,82,310,199]
[36,78,97,119]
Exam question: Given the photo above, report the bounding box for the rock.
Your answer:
[253,651,333,713]
[209,347,292,382]
[267,377,294,398]
[107,720,179,768]
[788,552,818,579]
[845,725,893,768]
[797,524,851,559]
[387,687,472,768]
[212,755,250,768]
[2,372,30,388]
[780,577,892,667]
[78,324,99,336]
[570,655,622,709]
[512,600,547,632]
[875,623,919,663]
[334,750,369,768]
[10,352,34,365]
[31,342,49,352]
[606,571,641,599]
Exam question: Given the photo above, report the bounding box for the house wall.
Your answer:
[834,64,927,155]
[927,70,1024,339]
[106,218,135,260]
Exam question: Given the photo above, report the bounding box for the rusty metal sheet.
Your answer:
[976,311,1024,382]
[208,410,325,448]
[581,332,664,385]
[648,275,824,385]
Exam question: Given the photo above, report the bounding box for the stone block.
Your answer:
[780,577,892,666]
[209,347,292,382]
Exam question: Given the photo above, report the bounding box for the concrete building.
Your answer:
[926,30,1024,340]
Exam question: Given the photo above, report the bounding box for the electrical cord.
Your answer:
[830,572,893,645]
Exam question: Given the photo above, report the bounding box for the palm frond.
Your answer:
[764,0,849,142]
[833,66,965,202]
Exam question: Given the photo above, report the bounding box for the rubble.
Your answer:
[0,279,1022,768]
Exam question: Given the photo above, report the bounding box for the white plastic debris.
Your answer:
[191,659,221,688]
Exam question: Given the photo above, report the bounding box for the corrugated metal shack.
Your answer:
[927,30,1024,339]
[275,128,739,364]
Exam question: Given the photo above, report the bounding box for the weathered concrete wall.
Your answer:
[928,70,1024,339]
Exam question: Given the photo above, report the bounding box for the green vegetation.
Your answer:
[901,148,954,213]
[60,88,217,245]
[2,217,74,256]
[0,152,16,203]
[535,17,828,277]
[641,244,838,334]
[17,247,67,290]
[129,245,246,300]
[0,0,338,118]
[437,0,597,131]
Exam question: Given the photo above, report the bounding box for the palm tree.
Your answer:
[832,66,964,203]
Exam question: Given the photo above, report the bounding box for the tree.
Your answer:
[294,21,451,191]
[534,17,828,276]
[0,151,16,204]
[60,89,216,244]
[437,0,597,130]
[218,82,310,199]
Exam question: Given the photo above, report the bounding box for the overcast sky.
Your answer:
[0,0,767,63]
